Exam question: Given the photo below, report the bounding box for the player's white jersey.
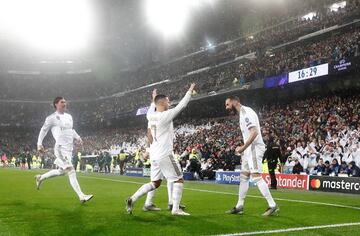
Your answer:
[147,91,191,161]
[239,105,265,147]
[37,112,80,147]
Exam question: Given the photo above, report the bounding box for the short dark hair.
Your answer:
[154,94,167,104]
[226,96,240,102]
[53,97,64,108]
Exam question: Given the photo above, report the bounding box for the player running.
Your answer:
[126,84,195,216]
[35,97,93,203]
[225,96,278,216]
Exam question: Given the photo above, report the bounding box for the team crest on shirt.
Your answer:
[56,116,60,120]
[245,117,250,123]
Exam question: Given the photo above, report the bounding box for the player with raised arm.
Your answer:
[126,84,195,216]
[225,96,278,216]
[143,103,186,212]
[35,97,93,203]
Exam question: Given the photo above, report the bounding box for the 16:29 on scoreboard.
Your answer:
[288,63,329,83]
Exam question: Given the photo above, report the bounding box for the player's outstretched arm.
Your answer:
[162,83,195,122]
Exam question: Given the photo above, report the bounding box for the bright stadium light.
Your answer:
[0,0,95,54]
[145,0,189,37]
[144,0,216,38]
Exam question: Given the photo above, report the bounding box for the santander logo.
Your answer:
[262,174,308,190]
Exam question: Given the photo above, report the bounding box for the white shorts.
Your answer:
[54,145,73,170]
[241,144,265,174]
[150,154,183,182]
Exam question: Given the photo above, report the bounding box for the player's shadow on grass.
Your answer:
[129,213,230,235]
[126,212,180,223]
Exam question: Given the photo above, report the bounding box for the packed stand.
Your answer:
[2,91,360,178]
[0,0,359,104]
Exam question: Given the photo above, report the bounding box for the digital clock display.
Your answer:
[288,63,328,83]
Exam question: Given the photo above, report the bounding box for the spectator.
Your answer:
[349,161,360,177]
[322,161,331,176]
[338,161,350,176]
[329,158,340,176]
[292,159,304,174]
[314,158,326,175]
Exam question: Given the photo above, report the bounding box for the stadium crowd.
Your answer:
[0,0,359,103]
[1,21,359,130]
[1,0,360,181]
[45,25,360,126]
[2,25,357,130]
[170,93,360,179]
[1,91,360,178]
[146,0,360,77]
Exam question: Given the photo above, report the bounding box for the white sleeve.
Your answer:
[146,102,156,120]
[37,116,53,146]
[244,111,257,130]
[159,91,192,123]
[73,129,81,141]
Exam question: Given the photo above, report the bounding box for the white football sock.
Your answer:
[172,182,183,212]
[253,177,276,208]
[145,190,156,206]
[131,182,156,203]
[236,174,250,208]
[167,181,173,205]
[40,169,64,181]
[68,170,85,198]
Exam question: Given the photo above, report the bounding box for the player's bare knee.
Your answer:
[152,179,162,188]
[242,171,250,178]
[174,178,184,183]
[251,173,261,179]
[65,167,75,175]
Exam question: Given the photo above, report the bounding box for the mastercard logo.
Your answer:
[310,179,321,189]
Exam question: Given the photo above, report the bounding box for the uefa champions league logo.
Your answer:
[334,59,351,71]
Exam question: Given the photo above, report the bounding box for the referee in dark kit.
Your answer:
[263,137,281,189]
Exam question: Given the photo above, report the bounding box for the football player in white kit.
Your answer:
[126,84,195,216]
[143,124,186,212]
[225,96,278,216]
[35,97,93,203]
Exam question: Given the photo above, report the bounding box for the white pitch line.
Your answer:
[79,175,360,211]
[183,188,360,211]
[211,222,360,236]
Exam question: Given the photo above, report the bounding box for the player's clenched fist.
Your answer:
[188,83,196,92]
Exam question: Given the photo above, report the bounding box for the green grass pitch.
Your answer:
[0,168,360,236]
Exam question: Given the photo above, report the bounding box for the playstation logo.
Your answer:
[216,174,221,181]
